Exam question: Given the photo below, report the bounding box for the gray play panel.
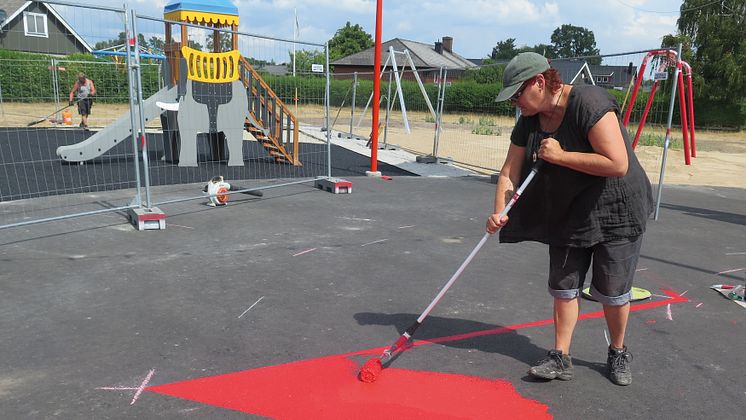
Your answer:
[1,176,744,419]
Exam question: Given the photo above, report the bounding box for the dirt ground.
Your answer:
[2,102,744,188]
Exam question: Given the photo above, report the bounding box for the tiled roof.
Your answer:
[332,38,476,70]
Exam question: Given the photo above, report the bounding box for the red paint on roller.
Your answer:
[148,356,551,419]
[358,358,382,383]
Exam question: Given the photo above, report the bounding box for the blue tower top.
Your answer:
[164,0,239,25]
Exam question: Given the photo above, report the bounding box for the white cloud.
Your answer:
[396,20,413,33]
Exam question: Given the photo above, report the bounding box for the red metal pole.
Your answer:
[623,53,650,127]
[632,80,658,149]
[677,68,691,165]
[683,62,696,157]
[370,0,382,173]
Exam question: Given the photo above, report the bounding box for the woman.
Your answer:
[486,52,653,386]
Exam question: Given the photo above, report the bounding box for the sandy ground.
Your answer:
[2,102,744,188]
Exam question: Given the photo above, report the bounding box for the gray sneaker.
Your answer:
[607,346,633,386]
[528,349,573,381]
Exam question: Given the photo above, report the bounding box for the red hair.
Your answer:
[541,68,562,93]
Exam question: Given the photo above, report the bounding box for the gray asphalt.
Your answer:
[1,176,744,419]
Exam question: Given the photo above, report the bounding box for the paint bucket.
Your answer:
[62,110,73,125]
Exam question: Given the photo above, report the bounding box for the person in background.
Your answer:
[486,52,653,386]
[69,72,96,129]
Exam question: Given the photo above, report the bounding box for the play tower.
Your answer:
[56,0,301,167]
[161,0,301,166]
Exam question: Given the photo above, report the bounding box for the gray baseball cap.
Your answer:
[495,52,550,102]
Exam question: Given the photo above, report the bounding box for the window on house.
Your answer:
[23,12,48,38]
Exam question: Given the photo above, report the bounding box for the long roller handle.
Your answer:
[382,160,544,357]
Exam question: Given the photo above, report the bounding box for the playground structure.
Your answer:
[56,0,301,167]
[622,49,696,165]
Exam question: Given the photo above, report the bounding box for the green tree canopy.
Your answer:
[206,32,233,52]
[673,0,746,100]
[550,24,600,64]
[491,38,518,60]
[288,49,325,73]
[518,43,556,58]
[328,21,373,61]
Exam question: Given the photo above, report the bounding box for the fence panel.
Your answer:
[0,1,141,229]
[133,13,329,207]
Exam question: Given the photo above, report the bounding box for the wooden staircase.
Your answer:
[239,56,301,166]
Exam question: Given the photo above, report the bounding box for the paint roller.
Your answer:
[359,160,545,383]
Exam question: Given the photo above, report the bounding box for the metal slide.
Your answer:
[56,85,178,162]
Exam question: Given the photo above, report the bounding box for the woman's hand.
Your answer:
[538,137,564,164]
[486,213,509,234]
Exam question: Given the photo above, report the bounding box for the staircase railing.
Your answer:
[238,56,300,166]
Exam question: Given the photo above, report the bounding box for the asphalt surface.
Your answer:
[1,172,745,418]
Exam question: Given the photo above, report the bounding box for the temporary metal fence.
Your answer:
[0,1,137,230]
[0,0,331,230]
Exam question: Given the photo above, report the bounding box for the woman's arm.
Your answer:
[486,143,525,234]
[538,111,628,177]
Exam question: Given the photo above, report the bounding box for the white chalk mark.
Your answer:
[398,225,416,229]
[717,267,746,275]
[635,267,648,272]
[603,329,610,346]
[725,252,746,256]
[696,303,703,308]
[666,304,673,321]
[339,216,373,222]
[130,369,155,405]
[680,290,689,296]
[651,293,670,299]
[238,296,265,319]
[98,370,154,406]
[168,223,193,229]
[292,248,317,257]
[361,239,388,247]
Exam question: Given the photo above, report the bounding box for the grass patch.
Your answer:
[471,117,501,136]
[635,132,682,150]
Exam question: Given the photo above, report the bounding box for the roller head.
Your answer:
[358,358,383,383]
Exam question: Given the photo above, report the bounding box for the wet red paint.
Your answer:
[147,289,687,418]
[148,356,551,419]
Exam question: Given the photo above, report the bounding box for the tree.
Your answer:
[288,49,325,73]
[94,32,147,51]
[518,43,556,58]
[550,24,600,64]
[491,38,518,60]
[463,59,503,84]
[673,0,746,100]
[147,36,165,55]
[207,32,233,52]
[327,22,373,61]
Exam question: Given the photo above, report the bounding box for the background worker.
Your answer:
[486,52,653,386]
[69,72,96,129]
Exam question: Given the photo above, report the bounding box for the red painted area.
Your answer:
[148,356,551,419]
[147,289,687,418]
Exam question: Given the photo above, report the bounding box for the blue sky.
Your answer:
[58,0,684,59]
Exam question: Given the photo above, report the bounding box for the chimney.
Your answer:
[442,36,453,53]
[434,41,443,54]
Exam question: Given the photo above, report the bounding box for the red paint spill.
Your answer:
[148,356,551,419]
[646,319,657,324]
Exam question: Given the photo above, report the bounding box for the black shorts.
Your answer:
[547,236,643,305]
[77,98,93,115]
